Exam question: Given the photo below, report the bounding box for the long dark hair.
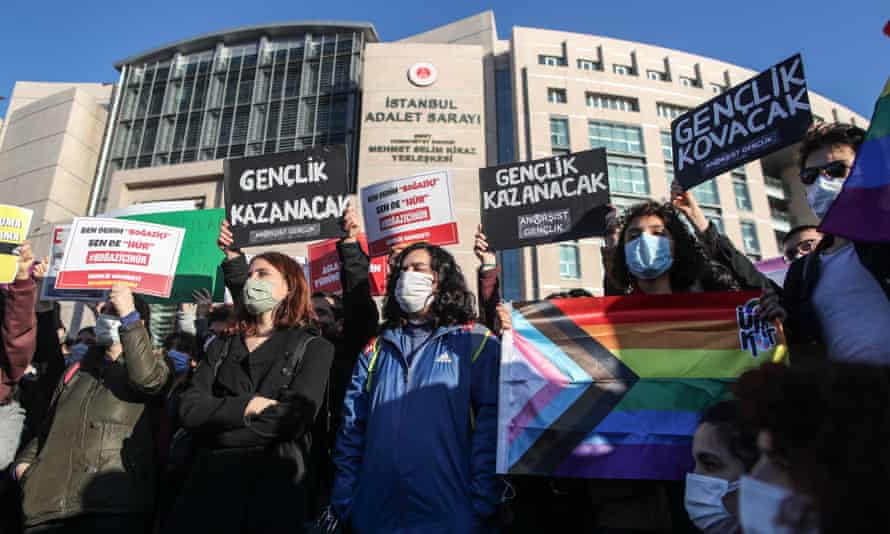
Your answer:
[608,201,737,293]
[382,243,476,329]
[229,252,316,337]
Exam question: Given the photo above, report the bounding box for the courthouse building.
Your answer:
[0,11,868,303]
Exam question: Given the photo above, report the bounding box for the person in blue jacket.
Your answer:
[331,242,501,533]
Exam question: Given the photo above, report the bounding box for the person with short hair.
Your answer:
[781,225,823,263]
[759,123,890,364]
[14,284,171,533]
[734,361,890,533]
[685,400,759,534]
[331,242,501,533]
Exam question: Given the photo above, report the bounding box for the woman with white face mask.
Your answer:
[330,242,502,534]
[685,401,759,533]
[734,361,890,534]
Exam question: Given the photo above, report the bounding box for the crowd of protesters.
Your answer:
[0,121,886,534]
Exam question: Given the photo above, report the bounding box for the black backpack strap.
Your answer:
[279,328,316,392]
[211,337,234,380]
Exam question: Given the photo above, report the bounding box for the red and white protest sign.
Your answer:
[307,234,388,296]
[360,170,458,257]
[55,217,185,298]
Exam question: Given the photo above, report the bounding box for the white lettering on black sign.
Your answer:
[479,148,610,250]
[671,54,812,189]
[224,146,350,247]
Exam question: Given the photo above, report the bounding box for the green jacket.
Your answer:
[16,321,171,527]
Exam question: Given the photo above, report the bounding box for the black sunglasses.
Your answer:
[784,238,819,262]
[800,160,848,185]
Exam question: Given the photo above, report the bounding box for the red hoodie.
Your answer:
[1,277,37,403]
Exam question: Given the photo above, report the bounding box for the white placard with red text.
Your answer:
[360,170,459,256]
[55,217,185,298]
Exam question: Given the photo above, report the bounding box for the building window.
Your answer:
[577,58,602,71]
[733,168,753,211]
[547,88,567,104]
[613,64,632,76]
[680,76,700,88]
[702,206,724,233]
[710,83,725,94]
[741,221,761,256]
[647,70,667,81]
[693,180,721,206]
[539,55,567,67]
[550,117,570,153]
[586,92,639,112]
[559,243,581,279]
[608,157,650,195]
[660,131,674,161]
[588,121,644,155]
[656,102,691,119]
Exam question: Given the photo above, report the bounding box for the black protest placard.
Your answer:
[479,148,610,250]
[224,145,349,247]
[671,54,812,190]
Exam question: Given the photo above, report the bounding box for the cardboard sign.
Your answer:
[307,234,388,296]
[361,170,459,256]
[224,145,350,247]
[671,54,812,190]
[56,218,185,298]
[120,209,226,304]
[479,149,610,250]
[0,205,33,283]
[41,225,108,301]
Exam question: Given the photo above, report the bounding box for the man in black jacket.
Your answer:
[759,123,890,364]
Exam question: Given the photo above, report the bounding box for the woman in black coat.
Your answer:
[166,245,334,534]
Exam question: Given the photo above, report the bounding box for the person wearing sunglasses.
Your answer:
[781,225,823,263]
[759,123,890,365]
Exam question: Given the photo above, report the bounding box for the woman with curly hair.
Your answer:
[734,362,890,534]
[607,200,740,295]
[331,242,502,533]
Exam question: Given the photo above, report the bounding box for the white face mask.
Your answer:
[684,473,739,533]
[94,314,122,347]
[395,271,435,314]
[806,175,844,219]
[740,475,813,534]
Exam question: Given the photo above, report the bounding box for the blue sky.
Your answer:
[1,0,887,119]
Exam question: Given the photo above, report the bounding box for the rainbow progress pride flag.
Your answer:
[496,291,783,480]
[820,77,890,242]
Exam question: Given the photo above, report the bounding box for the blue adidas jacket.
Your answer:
[331,322,501,534]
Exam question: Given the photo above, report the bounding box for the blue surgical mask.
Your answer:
[806,175,843,219]
[168,350,192,375]
[624,233,673,280]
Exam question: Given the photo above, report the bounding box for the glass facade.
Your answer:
[111,28,366,179]
[495,69,522,302]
